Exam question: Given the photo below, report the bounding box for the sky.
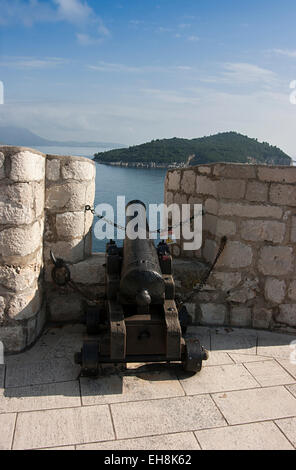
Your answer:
[0,0,296,156]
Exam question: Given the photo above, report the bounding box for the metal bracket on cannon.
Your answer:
[74,201,208,376]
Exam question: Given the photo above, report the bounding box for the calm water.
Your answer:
[36,146,167,252]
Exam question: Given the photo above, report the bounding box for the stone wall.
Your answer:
[0,146,96,352]
[165,163,296,332]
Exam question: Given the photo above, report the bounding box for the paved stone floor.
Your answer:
[1,324,296,450]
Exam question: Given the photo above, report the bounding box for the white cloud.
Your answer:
[222,62,277,84]
[0,56,67,69]
[273,49,296,58]
[187,35,199,42]
[53,0,93,24]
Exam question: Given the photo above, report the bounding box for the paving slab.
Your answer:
[195,421,293,450]
[40,446,76,450]
[275,417,296,448]
[287,384,296,398]
[110,395,226,439]
[13,405,115,450]
[178,364,259,395]
[0,413,16,450]
[77,432,200,450]
[228,353,271,364]
[210,332,257,355]
[80,370,184,406]
[212,386,296,425]
[276,358,296,380]
[244,360,296,387]
[257,332,296,359]
[5,357,80,388]
[0,380,80,413]
[203,352,234,367]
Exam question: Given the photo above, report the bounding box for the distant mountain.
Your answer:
[94,132,292,167]
[0,126,124,149]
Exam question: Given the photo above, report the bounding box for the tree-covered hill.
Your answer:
[93,132,292,167]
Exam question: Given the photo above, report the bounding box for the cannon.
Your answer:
[72,200,208,376]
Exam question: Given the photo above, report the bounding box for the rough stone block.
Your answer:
[0,325,26,352]
[258,246,293,276]
[204,214,236,237]
[44,239,85,264]
[0,183,35,225]
[204,198,218,215]
[291,217,296,243]
[197,166,211,175]
[10,151,45,182]
[265,278,286,304]
[7,287,42,321]
[217,179,246,199]
[200,303,227,325]
[0,221,42,258]
[246,181,268,202]
[203,239,219,264]
[61,160,95,181]
[70,253,105,285]
[277,304,296,327]
[213,164,256,179]
[240,219,285,243]
[230,307,252,327]
[227,288,256,303]
[167,170,181,191]
[258,166,296,184]
[165,191,174,205]
[196,175,217,197]
[0,295,5,322]
[288,281,296,301]
[56,211,85,239]
[253,305,273,329]
[0,152,5,179]
[33,182,45,218]
[45,182,87,211]
[211,272,242,291]
[218,241,253,269]
[48,292,83,322]
[46,159,60,181]
[181,170,196,194]
[270,183,296,207]
[0,263,41,292]
[219,202,283,219]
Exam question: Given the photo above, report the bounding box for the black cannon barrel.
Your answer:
[120,200,165,306]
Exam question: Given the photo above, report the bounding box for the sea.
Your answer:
[36,146,167,252]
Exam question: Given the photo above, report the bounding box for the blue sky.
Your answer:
[0,0,296,155]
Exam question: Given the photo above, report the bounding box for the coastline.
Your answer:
[93,160,186,169]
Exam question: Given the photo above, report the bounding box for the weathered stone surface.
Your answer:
[48,292,83,322]
[244,359,295,387]
[227,288,255,303]
[270,183,296,207]
[196,175,217,197]
[241,220,285,243]
[203,239,218,264]
[288,281,296,301]
[0,152,5,179]
[204,198,218,215]
[70,254,105,285]
[219,202,283,219]
[211,272,242,291]
[167,171,181,191]
[181,170,195,194]
[276,418,296,448]
[218,241,253,269]
[277,305,296,327]
[217,179,246,199]
[7,287,42,321]
[258,246,293,276]
[56,211,85,239]
[10,151,45,182]
[258,166,296,184]
[265,278,286,304]
[165,191,174,205]
[0,263,40,292]
[0,414,16,450]
[0,221,42,258]
[46,159,60,181]
[230,307,252,327]
[200,303,227,325]
[291,217,296,243]
[33,182,45,218]
[44,239,84,264]
[61,160,95,181]
[45,182,87,211]
[198,166,211,175]
[246,180,268,202]
[253,305,273,329]
[0,326,26,352]
[204,214,236,237]
[0,296,5,322]
[213,164,256,179]
[0,183,35,225]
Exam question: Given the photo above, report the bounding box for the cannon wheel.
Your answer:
[77,341,100,377]
[183,338,209,373]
